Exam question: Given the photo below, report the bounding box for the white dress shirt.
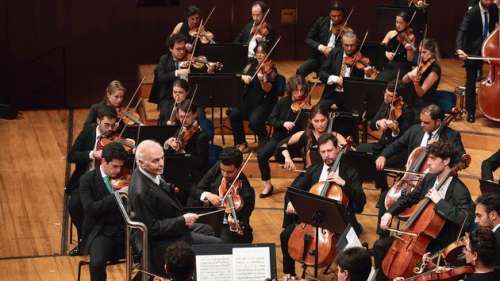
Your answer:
[431,175,453,201]
[319,163,340,182]
[138,166,160,186]
[420,128,440,147]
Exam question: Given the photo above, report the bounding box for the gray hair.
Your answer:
[135,139,162,163]
[342,31,357,42]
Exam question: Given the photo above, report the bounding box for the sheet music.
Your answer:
[196,254,233,281]
[345,226,363,248]
[232,247,271,281]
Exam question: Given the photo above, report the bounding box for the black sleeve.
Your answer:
[456,9,473,51]
[452,130,466,157]
[318,52,335,84]
[398,107,415,136]
[370,104,388,131]
[387,175,431,215]
[84,104,100,126]
[342,165,366,214]
[67,127,93,165]
[434,179,474,227]
[190,132,210,174]
[236,177,255,225]
[193,163,219,200]
[381,125,415,158]
[234,24,249,44]
[290,166,316,191]
[79,173,116,217]
[481,150,500,181]
[305,18,323,50]
[268,99,286,128]
[155,55,177,85]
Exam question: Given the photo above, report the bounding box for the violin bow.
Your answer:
[415,24,428,72]
[338,8,354,38]
[188,19,204,70]
[220,152,253,206]
[116,76,146,127]
[177,84,198,138]
[393,10,417,54]
[250,8,271,42]
[203,6,216,28]
[386,70,401,119]
[250,36,281,81]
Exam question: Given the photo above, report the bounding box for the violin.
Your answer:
[414,233,469,274]
[291,99,311,113]
[180,54,223,72]
[95,136,135,190]
[251,21,270,38]
[397,28,416,46]
[189,29,215,44]
[344,52,379,79]
[178,122,201,150]
[404,266,473,281]
[408,0,430,9]
[388,95,405,124]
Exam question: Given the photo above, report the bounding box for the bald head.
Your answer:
[136,140,164,176]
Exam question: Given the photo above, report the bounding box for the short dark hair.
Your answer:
[386,79,401,93]
[164,241,195,281]
[397,10,412,23]
[96,104,118,120]
[102,142,128,163]
[252,1,268,12]
[285,74,310,97]
[427,142,455,166]
[219,147,243,167]
[317,133,338,148]
[167,33,187,49]
[177,99,197,114]
[185,5,200,18]
[335,247,372,281]
[469,227,497,267]
[476,193,500,215]
[254,41,271,56]
[172,78,190,93]
[328,1,345,13]
[421,104,444,121]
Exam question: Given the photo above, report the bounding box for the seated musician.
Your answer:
[280,133,366,280]
[318,31,375,111]
[257,75,310,198]
[377,10,416,82]
[164,100,210,204]
[401,38,442,116]
[234,1,275,60]
[129,140,221,276]
[297,1,350,77]
[170,5,210,52]
[481,150,500,183]
[230,41,279,153]
[278,105,347,173]
[84,80,125,126]
[79,142,127,281]
[373,141,475,280]
[163,241,196,281]
[474,193,500,266]
[336,247,372,281]
[193,147,255,243]
[67,106,119,256]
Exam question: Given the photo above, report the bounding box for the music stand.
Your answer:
[122,125,179,145]
[479,179,500,195]
[361,41,388,71]
[194,43,247,74]
[163,153,193,190]
[287,187,347,278]
[345,150,377,182]
[183,206,225,236]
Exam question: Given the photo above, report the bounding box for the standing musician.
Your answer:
[278,105,347,173]
[229,41,279,153]
[456,0,498,123]
[280,133,366,280]
[79,143,127,281]
[481,150,500,182]
[128,140,221,276]
[378,10,416,82]
[297,1,351,77]
[474,193,500,266]
[373,141,475,280]
[193,147,255,243]
[402,38,442,116]
[318,31,375,111]
[67,106,119,256]
[257,75,310,198]
[234,1,275,60]
[171,5,213,51]
[84,80,126,126]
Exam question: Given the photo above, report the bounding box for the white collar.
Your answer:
[479,2,489,13]
[138,166,160,186]
[99,165,108,179]
[493,223,500,233]
[96,126,102,139]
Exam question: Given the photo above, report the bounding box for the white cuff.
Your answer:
[89,151,95,159]
[327,75,339,85]
[317,44,324,51]
[391,131,399,137]
[175,70,179,77]
[200,191,209,202]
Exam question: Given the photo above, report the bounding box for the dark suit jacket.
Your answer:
[370,103,415,147]
[319,48,364,95]
[128,169,187,244]
[456,3,498,56]
[305,17,341,58]
[380,124,466,162]
[79,168,125,254]
[67,124,97,190]
[149,54,177,105]
[481,150,500,181]
[233,22,275,46]
[268,96,305,141]
[193,163,255,229]
[494,226,500,267]
[387,174,475,250]
[166,129,210,181]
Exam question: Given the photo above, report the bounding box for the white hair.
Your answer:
[135,139,162,163]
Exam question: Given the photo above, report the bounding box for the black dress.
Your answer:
[378,34,412,82]
[409,60,441,113]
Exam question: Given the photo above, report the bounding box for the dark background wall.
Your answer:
[3,0,467,109]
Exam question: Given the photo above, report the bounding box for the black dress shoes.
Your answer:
[68,245,81,256]
[259,185,274,198]
[467,114,475,123]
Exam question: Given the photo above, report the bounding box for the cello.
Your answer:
[288,138,352,272]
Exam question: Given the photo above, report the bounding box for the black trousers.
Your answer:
[464,61,482,115]
[229,104,272,145]
[280,224,297,276]
[69,188,84,243]
[150,223,222,276]
[88,235,125,281]
[481,149,500,181]
[296,57,323,78]
[257,137,282,181]
[220,225,253,244]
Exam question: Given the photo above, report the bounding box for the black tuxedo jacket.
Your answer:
[387,174,475,250]
[149,54,177,105]
[268,96,305,140]
[79,168,124,254]
[319,48,364,94]
[380,124,466,162]
[67,124,97,190]
[233,22,275,46]
[456,3,498,56]
[495,227,500,267]
[193,163,255,228]
[370,103,415,147]
[481,150,500,181]
[305,17,341,57]
[128,169,186,244]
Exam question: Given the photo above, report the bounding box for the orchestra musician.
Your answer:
[335,247,372,281]
[67,106,119,256]
[481,150,500,182]
[318,31,375,111]
[257,75,310,198]
[278,105,347,172]
[378,10,416,82]
[171,5,206,52]
[163,241,196,281]
[229,41,279,153]
[234,1,275,60]
[129,140,221,276]
[79,142,127,281]
[474,193,500,266]
[84,80,125,126]
[297,1,350,77]
[193,147,255,243]
[456,0,498,123]
[373,141,475,280]
[402,38,442,116]
[280,133,366,279]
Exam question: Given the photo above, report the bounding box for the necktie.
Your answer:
[426,132,433,145]
[175,61,179,70]
[103,176,113,193]
[483,11,489,40]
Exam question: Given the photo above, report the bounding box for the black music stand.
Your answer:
[122,125,179,145]
[287,187,347,279]
[163,153,193,190]
[345,150,377,182]
[361,41,388,71]
[479,179,500,195]
[183,206,225,236]
[194,44,247,74]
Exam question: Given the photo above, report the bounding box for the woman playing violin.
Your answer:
[230,41,279,154]
[170,5,213,52]
[256,75,311,198]
[84,80,126,126]
[378,10,416,82]
[193,147,255,243]
[402,38,441,116]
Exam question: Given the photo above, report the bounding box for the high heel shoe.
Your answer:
[259,185,274,198]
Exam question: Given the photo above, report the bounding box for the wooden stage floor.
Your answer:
[0,60,499,281]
